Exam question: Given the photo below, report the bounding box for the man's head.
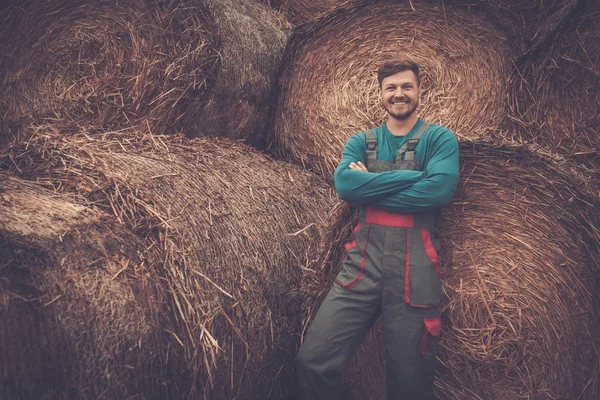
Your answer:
[377,59,421,121]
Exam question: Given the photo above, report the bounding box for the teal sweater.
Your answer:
[333,118,459,214]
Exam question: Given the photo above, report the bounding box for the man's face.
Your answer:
[380,70,421,120]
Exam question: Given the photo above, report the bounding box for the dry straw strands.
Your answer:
[270,0,519,180]
[273,0,351,26]
[457,0,575,46]
[0,173,162,400]
[508,0,600,175]
[0,0,290,146]
[302,140,600,399]
[0,0,219,140]
[190,0,292,145]
[1,128,333,399]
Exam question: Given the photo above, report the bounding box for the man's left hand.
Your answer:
[349,161,368,172]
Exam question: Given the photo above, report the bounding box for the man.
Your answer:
[296,59,459,399]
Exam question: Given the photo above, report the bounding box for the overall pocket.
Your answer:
[404,228,441,307]
[335,223,369,289]
[420,317,441,359]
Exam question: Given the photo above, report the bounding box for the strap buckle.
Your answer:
[365,129,377,151]
[406,138,419,151]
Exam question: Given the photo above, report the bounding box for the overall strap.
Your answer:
[397,121,431,161]
[365,129,378,168]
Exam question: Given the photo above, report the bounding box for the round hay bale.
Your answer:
[1,127,333,399]
[508,0,600,175]
[0,173,169,399]
[195,0,292,146]
[301,140,600,399]
[0,0,290,145]
[0,0,218,140]
[270,0,519,180]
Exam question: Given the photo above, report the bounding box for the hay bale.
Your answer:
[195,0,292,146]
[0,0,290,145]
[0,0,218,140]
[270,0,519,180]
[508,0,600,175]
[0,173,168,399]
[1,128,333,399]
[301,140,600,399]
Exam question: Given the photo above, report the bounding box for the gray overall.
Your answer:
[296,122,442,400]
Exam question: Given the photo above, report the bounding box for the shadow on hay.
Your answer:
[508,0,600,177]
[0,174,176,399]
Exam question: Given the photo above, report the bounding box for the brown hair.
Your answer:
[377,59,420,87]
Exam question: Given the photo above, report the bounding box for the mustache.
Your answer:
[390,96,410,102]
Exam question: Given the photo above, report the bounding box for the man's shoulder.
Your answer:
[351,124,387,141]
[423,121,453,135]
[423,121,457,143]
[347,124,385,146]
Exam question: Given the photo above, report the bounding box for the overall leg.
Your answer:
[381,227,441,400]
[382,303,438,400]
[296,223,382,400]
[296,283,380,400]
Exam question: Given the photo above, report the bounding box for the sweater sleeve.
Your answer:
[371,127,459,213]
[334,133,425,204]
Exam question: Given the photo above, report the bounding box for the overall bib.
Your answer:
[297,122,442,400]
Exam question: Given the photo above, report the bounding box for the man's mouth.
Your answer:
[390,98,410,105]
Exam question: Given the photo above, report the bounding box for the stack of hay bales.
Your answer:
[0,0,331,398]
[268,0,600,399]
[1,0,599,398]
[1,129,333,399]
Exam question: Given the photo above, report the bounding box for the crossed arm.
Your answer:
[333,129,459,214]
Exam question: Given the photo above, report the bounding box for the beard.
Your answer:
[384,99,419,120]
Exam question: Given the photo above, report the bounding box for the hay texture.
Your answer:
[270,0,518,180]
[273,0,350,26]
[0,173,165,400]
[301,140,600,399]
[275,0,568,35]
[463,0,576,47]
[1,129,333,399]
[0,0,290,145]
[508,0,600,175]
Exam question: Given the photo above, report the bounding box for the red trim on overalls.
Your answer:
[420,318,441,357]
[405,232,411,304]
[336,225,371,289]
[365,207,414,227]
[420,229,441,274]
[365,208,420,305]
[344,223,362,252]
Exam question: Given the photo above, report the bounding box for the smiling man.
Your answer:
[296,59,459,399]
